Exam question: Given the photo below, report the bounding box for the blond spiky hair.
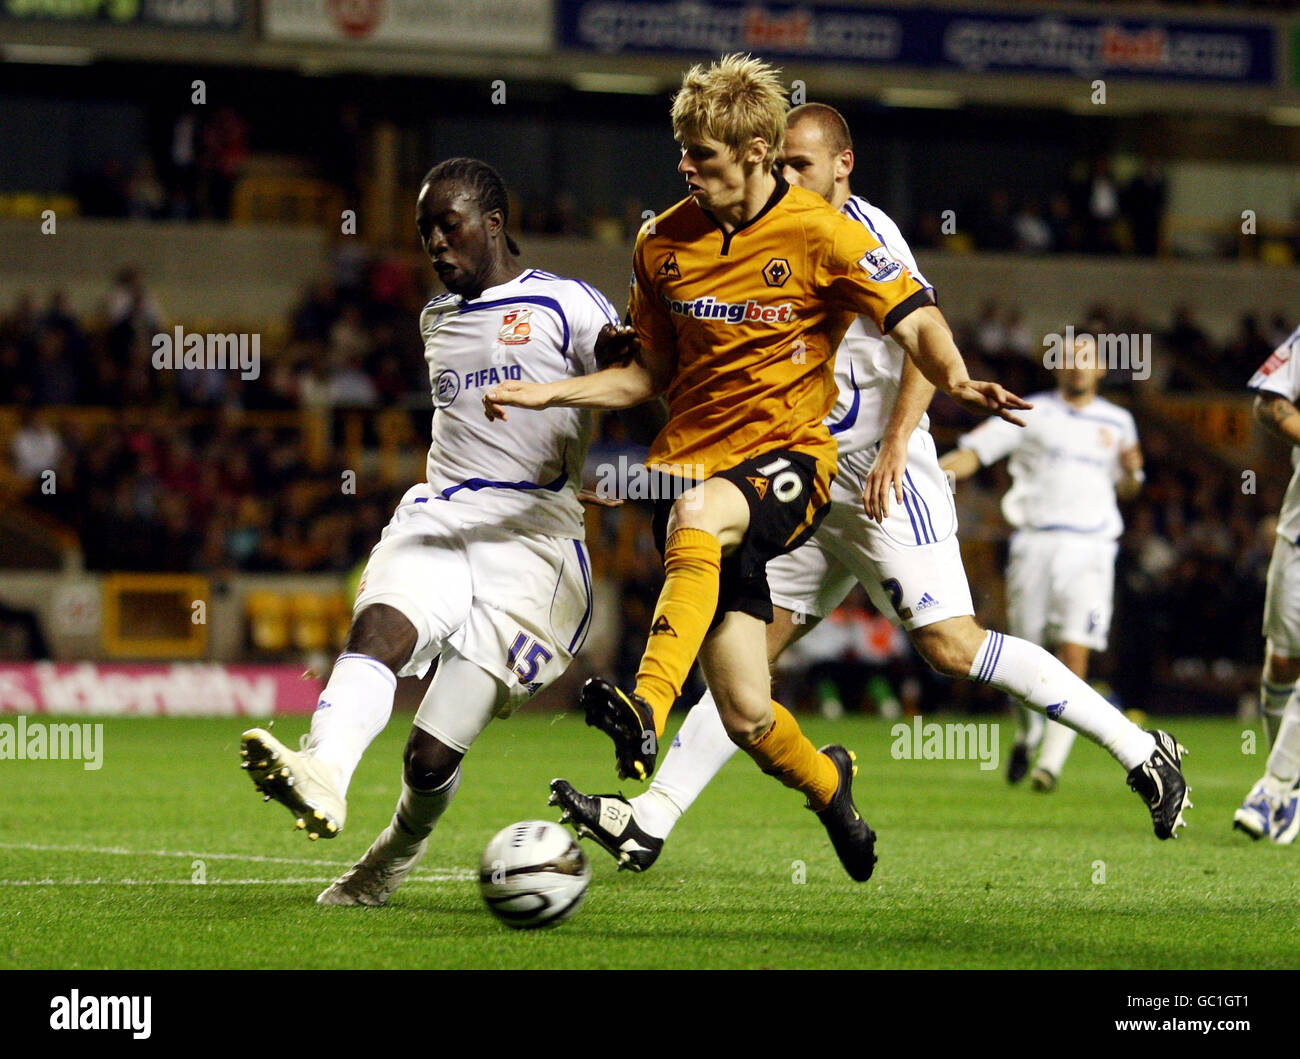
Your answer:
[671,54,788,166]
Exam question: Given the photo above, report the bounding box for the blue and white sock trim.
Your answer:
[974,632,1005,685]
[334,652,398,688]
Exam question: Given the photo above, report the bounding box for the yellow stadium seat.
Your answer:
[327,593,352,652]
[246,590,290,654]
[290,593,331,652]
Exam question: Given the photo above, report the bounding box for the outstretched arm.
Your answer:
[483,361,657,420]
[484,324,673,421]
[887,305,1031,426]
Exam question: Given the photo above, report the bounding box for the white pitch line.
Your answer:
[0,847,405,867]
[0,840,407,871]
[0,874,473,886]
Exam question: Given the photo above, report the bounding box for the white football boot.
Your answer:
[317,837,428,906]
[240,727,346,840]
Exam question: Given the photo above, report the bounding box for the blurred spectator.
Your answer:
[329,355,379,408]
[200,107,249,220]
[169,111,200,219]
[127,157,166,220]
[329,304,371,363]
[10,409,62,480]
[1227,313,1273,379]
[106,268,164,365]
[971,301,1007,358]
[972,188,1016,252]
[292,278,340,344]
[1046,191,1081,253]
[1124,159,1167,257]
[1075,156,1122,254]
[1013,199,1053,253]
[32,328,79,405]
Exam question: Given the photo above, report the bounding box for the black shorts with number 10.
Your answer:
[650,448,831,627]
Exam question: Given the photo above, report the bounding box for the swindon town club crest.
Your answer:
[498,308,532,345]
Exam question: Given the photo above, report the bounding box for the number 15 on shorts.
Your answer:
[508,632,553,683]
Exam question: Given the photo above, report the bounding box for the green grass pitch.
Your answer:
[0,712,1289,969]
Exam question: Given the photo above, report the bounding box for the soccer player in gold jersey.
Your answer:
[485,55,1028,880]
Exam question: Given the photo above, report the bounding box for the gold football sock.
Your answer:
[743,702,840,810]
[634,527,722,733]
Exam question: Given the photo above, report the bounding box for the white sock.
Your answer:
[1261,680,1291,748]
[970,631,1154,770]
[371,768,461,861]
[631,689,737,839]
[1016,705,1044,751]
[1036,718,1078,777]
[1265,688,1300,795]
[306,652,397,795]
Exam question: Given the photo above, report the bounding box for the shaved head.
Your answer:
[787,103,852,155]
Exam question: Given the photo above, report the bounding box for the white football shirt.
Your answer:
[824,195,935,455]
[420,268,616,539]
[959,390,1138,540]
[1248,323,1300,544]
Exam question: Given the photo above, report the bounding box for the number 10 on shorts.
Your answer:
[508,632,553,683]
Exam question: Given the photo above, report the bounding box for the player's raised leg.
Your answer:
[240,602,412,839]
[580,476,744,780]
[319,647,505,904]
[910,615,1190,839]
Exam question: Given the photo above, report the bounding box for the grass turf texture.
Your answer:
[0,713,1286,969]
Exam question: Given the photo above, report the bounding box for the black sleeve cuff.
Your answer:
[882,287,935,334]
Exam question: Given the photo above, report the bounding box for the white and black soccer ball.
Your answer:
[478,820,590,929]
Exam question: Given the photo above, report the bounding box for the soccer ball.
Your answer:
[478,820,590,929]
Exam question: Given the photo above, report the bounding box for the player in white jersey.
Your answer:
[549,105,1190,871]
[1233,324,1300,842]
[943,341,1143,792]
[238,158,614,904]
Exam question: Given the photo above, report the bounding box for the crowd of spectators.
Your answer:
[0,260,430,412]
[77,108,250,223]
[944,299,1296,399]
[911,158,1168,258]
[14,414,401,576]
[5,277,1292,417]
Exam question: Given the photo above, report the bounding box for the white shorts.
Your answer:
[767,430,974,630]
[1005,529,1117,652]
[353,484,593,710]
[1264,535,1300,655]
